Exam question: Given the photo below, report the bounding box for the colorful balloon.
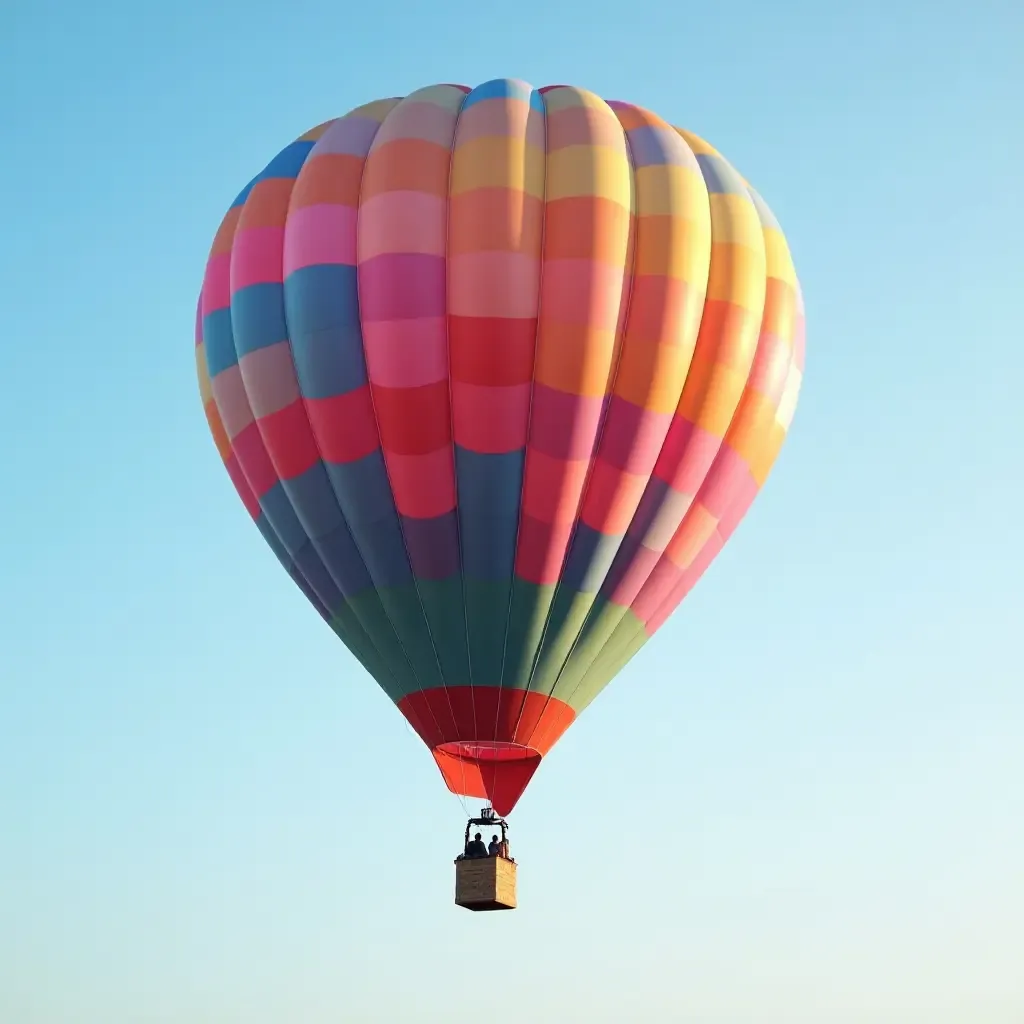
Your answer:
[195,79,805,815]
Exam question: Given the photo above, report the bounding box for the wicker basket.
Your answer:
[454,857,517,911]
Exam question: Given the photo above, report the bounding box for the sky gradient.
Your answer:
[1,1,1022,1022]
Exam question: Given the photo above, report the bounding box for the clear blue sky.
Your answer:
[1,1,1022,1021]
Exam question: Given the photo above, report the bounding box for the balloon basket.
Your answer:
[455,856,517,912]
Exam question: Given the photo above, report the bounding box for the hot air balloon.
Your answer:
[195,78,804,910]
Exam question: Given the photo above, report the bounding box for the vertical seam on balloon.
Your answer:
[354,92,466,750]
[201,319,389,684]
[639,184,795,634]
[442,87,475,803]
[548,128,716,714]
[254,123,436,735]
[560,147,773,711]
[349,100,456,746]
[511,94,642,754]
[280,129,422,697]
[198,278,356,664]
[490,84,549,760]
[266,121,437,717]
[254,155,415,700]
[211,157,411,701]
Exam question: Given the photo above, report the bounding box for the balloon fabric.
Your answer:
[195,79,805,815]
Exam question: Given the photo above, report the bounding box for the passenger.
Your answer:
[488,834,502,856]
[465,831,488,858]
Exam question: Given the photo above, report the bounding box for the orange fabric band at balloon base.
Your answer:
[398,686,576,814]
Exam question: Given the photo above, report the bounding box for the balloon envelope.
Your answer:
[195,79,805,815]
